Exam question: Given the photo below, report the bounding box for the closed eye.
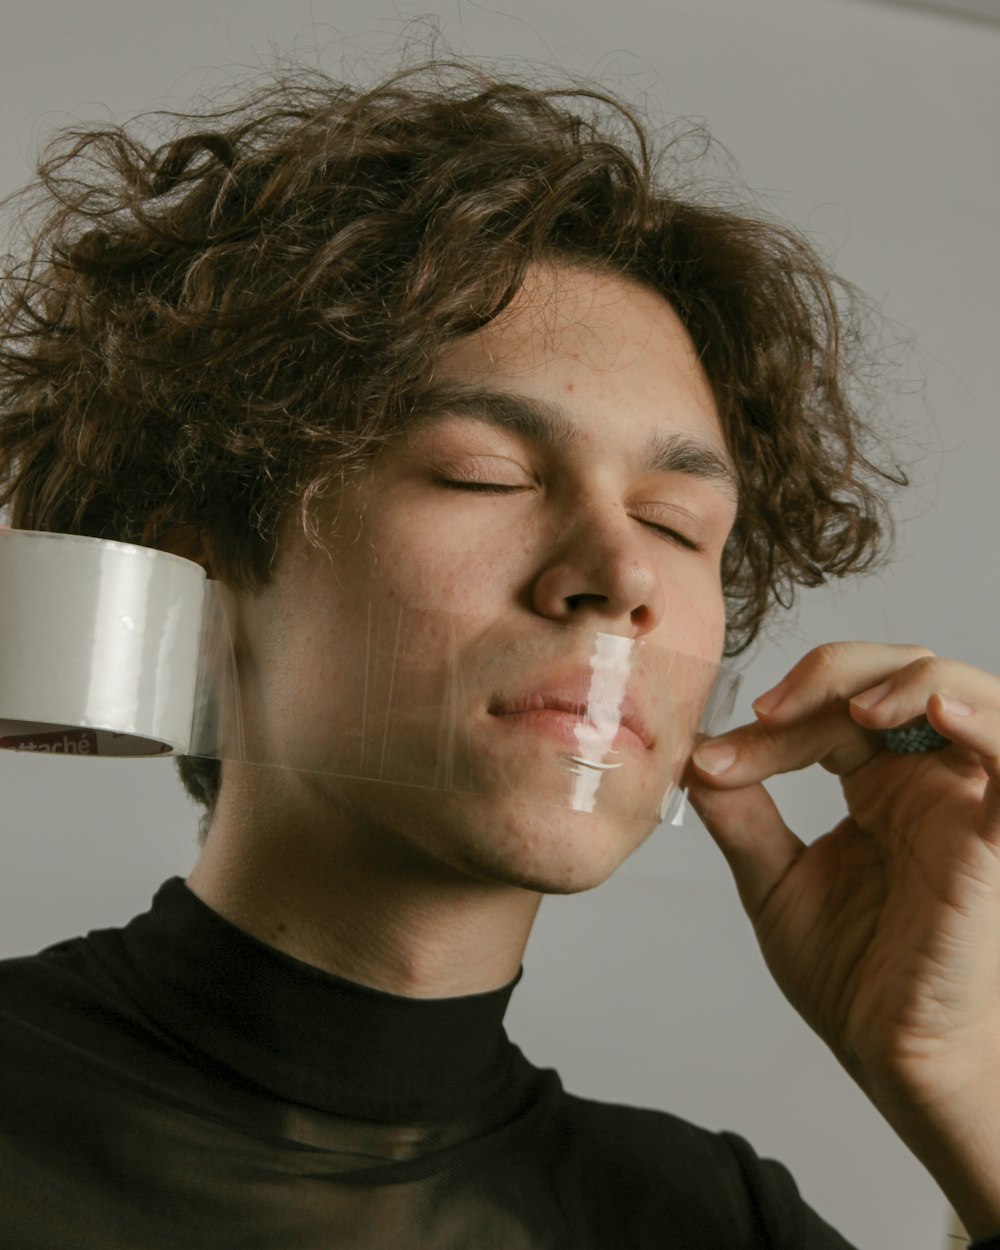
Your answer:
[437,477,704,549]
[638,519,702,553]
[436,479,528,494]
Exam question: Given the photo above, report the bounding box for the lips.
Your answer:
[487,684,655,751]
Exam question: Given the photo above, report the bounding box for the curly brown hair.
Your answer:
[0,59,905,824]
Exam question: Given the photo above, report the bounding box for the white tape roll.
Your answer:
[0,530,208,756]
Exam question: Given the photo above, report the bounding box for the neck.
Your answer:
[186,784,542,1000]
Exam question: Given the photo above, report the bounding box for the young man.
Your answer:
[2,61,1000,1248]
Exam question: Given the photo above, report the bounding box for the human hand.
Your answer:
[686,643,1000,1234]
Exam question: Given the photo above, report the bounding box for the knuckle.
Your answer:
[900,643,936,659]
[908,653,941,681]
[788,642,942,704]
[800,643,844,688]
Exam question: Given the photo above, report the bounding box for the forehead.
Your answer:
[441,261,695,363]
[430,261,731,475]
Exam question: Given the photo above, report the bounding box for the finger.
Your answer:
[686,776,805,919]
[927,693,1000,839]
[751,642,935,723]
[848,657,1000,735]
[697,651,1000,789]
[691,709,881,786]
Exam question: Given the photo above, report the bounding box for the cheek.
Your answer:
[364,507,528,612]
[659,570,728,662]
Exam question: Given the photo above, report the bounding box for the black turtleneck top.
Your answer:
[0,878,995,1250]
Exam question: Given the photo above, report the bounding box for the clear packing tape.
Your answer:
[0,530,740,828]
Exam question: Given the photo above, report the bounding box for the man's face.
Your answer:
[223,263,738,893]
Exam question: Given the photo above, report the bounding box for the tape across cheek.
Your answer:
[0,530,740,829]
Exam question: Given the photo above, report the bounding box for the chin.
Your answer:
[408,792,659,895]
[292,774,660,895]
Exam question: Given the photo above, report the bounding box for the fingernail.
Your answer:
[752,678,789,717]
[850,680,892,710]
[939,694,974,717]
[693,742,737,776]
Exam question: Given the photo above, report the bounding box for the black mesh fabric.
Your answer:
[0,876,871,1248]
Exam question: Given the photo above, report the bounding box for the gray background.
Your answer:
[1,1,998,1245]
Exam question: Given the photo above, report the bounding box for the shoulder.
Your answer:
[528,1081,856,1248]
[0,922,155,1078]
[0,933,97,1003]
[0,927,121,1011]
[545,1086,759,1194]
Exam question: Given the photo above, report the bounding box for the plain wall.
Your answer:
[2,1,998,1245]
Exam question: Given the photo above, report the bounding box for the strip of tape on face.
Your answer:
[0,530,739,829]
[450,618,741,829]
[198,599,740,831]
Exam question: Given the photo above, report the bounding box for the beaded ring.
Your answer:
[882,720,950,754]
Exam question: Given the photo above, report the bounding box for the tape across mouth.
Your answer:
[0,529,741,827]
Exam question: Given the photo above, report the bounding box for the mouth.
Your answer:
[487,690,655,753]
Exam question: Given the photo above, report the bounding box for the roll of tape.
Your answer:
[0,530,209,756]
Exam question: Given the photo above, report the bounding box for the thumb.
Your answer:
[686,777,805,919]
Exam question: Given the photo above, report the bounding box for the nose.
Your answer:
[529,498,665,636]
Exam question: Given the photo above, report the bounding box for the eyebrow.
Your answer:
[412,384,739,501]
